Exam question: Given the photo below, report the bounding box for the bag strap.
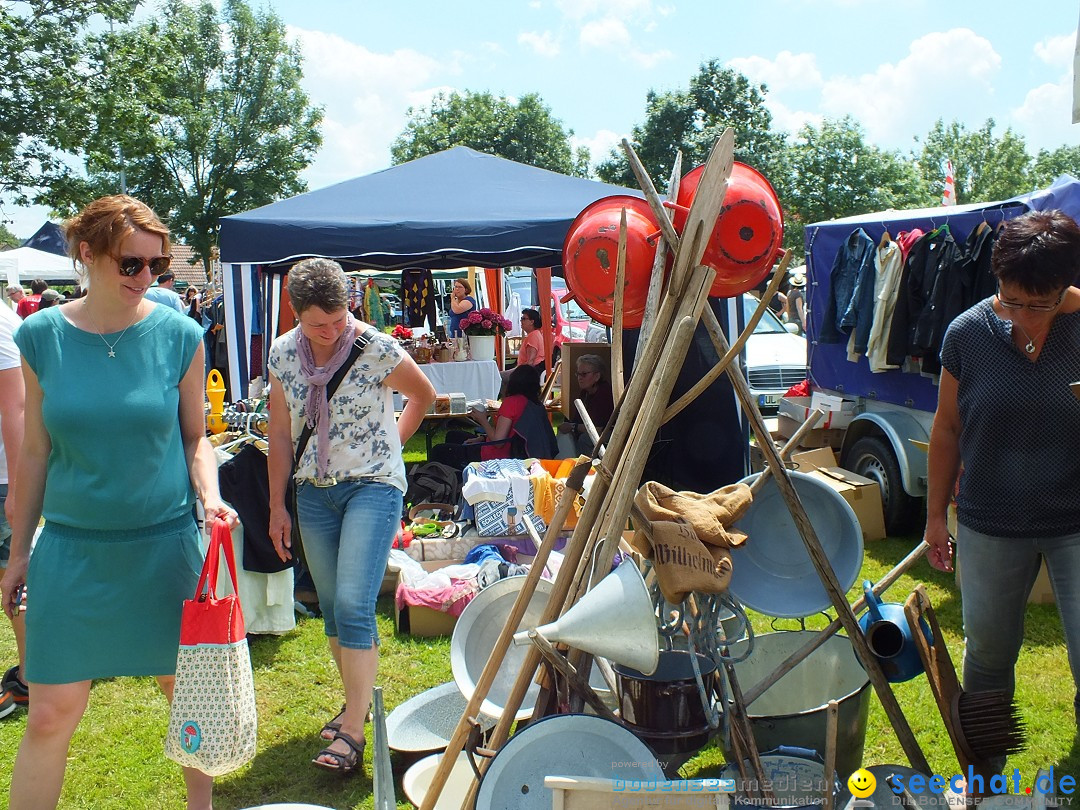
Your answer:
[195,518,241,603]
[293,327,377,469]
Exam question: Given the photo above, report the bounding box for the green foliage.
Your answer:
[915,119,1032,204]
[37,0,323,274]
[782,117,928,257]
[596,60,787,190]
[0,0,140,201]
[392,90,589,177]
[0,222,21,249]
[1031,145,1080,189]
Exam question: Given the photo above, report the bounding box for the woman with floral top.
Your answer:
[267,258,434,775]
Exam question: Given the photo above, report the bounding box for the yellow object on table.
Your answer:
[206,369,227,434]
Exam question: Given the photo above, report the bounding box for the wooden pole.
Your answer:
[611,207,627,404]
[635,150,682,369]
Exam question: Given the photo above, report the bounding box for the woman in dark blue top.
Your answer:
[447,278,476,337]
[925,209,1080,783]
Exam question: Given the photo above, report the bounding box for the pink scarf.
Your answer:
[296,312,358,479]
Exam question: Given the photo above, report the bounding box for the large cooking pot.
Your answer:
[614,649,717,730]
[673,162,784,299]
[724,631,872,778]
[561,194,659,328]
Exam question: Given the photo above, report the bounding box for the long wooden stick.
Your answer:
[525,630,620,723]
[419,457,592,810]
[698,305,930,775]
[635,150,682,369]
[623,138,681,252]
[611,207,627,404]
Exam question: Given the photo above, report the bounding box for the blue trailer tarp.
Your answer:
[219,146,640,269]
[804,175,1080,412]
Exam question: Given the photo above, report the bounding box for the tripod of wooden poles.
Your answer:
[418,129,931,810]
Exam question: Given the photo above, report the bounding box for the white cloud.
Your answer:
[572,128,624,166]
[817,28,1001,149]
[1034,32,1075,68]
[555,0,655,20]
[728,51,823,93]
[579,17,631,50]
[629,47,673,69]
[1012,79,1079,152]
[518,30,561,57]
[288,26,452,187]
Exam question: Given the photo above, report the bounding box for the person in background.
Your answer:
[1,194,237,810]
[447,278,476,337]
[16,281,46,319]
[925,209,1080,783]
[784,271,807,333]
[0,298,25,719]
[430,363,557,469]
[144,270,185,313]
[185,286,202,324]
[557,354,615,455]
[501,308,546,383]
[37,290,64,310]
[6,287,26,314]
[266,258,434,776]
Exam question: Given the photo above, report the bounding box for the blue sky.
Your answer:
[3,0,1078,238]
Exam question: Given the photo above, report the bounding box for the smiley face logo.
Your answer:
[848,768,876,798]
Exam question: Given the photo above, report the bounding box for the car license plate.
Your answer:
[758,394,780,408]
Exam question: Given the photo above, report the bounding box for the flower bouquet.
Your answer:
[390,324,413,341]
[461,308,513,337]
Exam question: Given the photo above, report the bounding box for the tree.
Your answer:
[914,119,1031,204]
[0,0,139,201]
[40,0,323,274]
[1030,145,1080,190]
[596,61,787,190]
[783,117,928,257]
[0,223,21,250]
[392,91,590,177]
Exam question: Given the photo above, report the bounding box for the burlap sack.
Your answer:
[648,520,732,604]
[634,482,752,548]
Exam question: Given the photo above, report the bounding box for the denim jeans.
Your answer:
[956,524,1080,724]
[295,479,402,649]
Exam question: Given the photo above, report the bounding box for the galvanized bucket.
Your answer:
[724,631,871,778]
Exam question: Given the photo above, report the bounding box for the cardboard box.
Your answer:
[780,395,855,430]
[791,448,887,541]
[394,559,464,637]
[777,414,846,449]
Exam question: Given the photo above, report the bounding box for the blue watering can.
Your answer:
[858,581,931,683]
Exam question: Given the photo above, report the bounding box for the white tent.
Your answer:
[0,246,78,286]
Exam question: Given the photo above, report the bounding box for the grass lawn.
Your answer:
[1,438,1077,807]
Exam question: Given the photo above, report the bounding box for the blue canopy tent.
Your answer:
[22,222,67,257]
[214,147,640,399]
[804,175,1080,412]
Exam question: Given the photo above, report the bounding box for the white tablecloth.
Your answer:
[417,359,500,402]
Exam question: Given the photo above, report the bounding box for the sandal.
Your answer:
[320,704,346,741]
[312,730,365,775]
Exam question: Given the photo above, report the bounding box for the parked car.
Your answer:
[503,269,590,362]
[742,296,808,412]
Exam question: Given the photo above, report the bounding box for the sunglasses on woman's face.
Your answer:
[114,255,172,277]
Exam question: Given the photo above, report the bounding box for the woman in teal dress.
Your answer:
[0,195,237,810]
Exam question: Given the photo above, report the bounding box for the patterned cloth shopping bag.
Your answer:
[165,519,258,776]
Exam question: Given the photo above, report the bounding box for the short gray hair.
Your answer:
[287,258,349,314]
[576,354,606,378]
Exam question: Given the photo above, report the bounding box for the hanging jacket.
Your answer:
[910,227,961,376]
[820,228,875,344]
[401,268,437,330]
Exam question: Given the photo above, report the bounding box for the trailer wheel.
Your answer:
[843,436,918,536]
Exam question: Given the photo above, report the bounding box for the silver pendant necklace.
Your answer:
[87,309,138,358]
[1012,320,1047,355]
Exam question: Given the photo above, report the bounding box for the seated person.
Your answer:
[430,364,557,470]
[557,354,615,454]
[501,308,547,383]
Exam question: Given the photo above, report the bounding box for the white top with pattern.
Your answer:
[268,327,407,493]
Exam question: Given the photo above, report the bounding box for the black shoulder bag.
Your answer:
[288,327,377,564]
